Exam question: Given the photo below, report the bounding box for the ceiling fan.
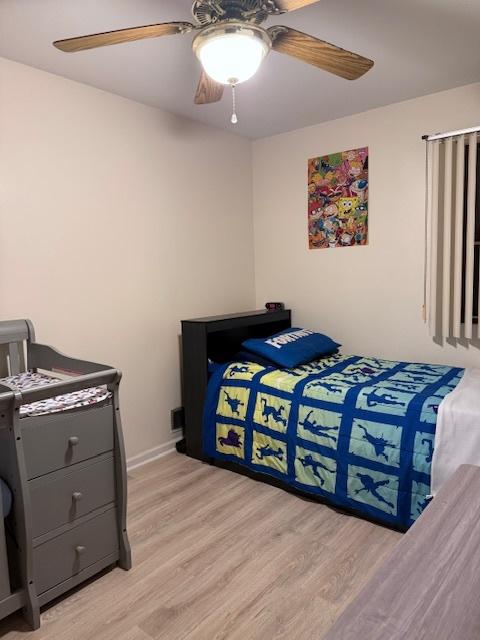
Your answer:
[53,0,374,123]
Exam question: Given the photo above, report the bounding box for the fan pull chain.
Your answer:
[231,83,238,125]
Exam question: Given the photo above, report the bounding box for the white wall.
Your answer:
[0,58,255,459]
[253,83,480,368]
[1,59,479,464]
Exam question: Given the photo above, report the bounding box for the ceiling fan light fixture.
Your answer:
[193,23,271,86]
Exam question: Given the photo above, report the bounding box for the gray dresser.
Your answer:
[23,404,125,603]
[0,319,131,629]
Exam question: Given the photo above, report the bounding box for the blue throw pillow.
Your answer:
[242,328,340,368]
[234,350,278,368]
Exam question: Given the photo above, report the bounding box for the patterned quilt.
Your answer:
[203,354,464,529]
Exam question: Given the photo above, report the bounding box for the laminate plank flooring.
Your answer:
[325,465,480,640]
[0,453,401,639]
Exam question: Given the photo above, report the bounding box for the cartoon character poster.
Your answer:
[308,147,368,249]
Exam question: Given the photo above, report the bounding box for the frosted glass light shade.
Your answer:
[194,24,271,85]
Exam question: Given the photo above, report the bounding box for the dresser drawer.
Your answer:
[22,404,114,479]
[30,455,116,539]
[33,508,118,595]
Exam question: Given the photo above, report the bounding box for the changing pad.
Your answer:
[0,371,111,418]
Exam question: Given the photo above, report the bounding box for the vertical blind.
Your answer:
[425,132,478,339]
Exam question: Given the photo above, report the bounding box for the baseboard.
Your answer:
[127,430,183,471]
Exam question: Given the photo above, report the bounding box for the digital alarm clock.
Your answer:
[265,302,285,311]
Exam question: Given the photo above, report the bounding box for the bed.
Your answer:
[203,353,462,530]
[182,310,470,531]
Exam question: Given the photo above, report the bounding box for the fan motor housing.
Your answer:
[193,21,272,56]
[192,0,277,26]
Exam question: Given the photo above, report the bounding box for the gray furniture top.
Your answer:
[325,464,480,640]
[0,319,119,396]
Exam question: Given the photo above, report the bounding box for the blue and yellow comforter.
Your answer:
[203,354,463,529]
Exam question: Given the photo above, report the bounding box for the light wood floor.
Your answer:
[0,453,401,639]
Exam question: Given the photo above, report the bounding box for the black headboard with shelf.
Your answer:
[181,309,291,460]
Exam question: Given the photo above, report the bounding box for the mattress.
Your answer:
[0,371,111,418]
[203,354,464,529]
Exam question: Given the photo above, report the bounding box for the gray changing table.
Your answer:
[0,319,131,629]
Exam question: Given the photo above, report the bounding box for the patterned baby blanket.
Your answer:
[203,354,463,529]
[0,371,111,417]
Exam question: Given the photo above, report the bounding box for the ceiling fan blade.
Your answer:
[274,0,321,12]
[53,22,194,53]
[268,27,374,80]
[194,71,224,105]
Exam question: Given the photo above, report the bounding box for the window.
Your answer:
[425,132,479,340]
[461,141,480,325]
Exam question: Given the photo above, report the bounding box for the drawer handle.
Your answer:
[75,546,86,556]
[72,492,83,502]
[68,436,80,447]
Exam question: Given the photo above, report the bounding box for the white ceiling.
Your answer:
[1,0,480,138]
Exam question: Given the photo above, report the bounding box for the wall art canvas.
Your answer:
[308,147,368,249]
